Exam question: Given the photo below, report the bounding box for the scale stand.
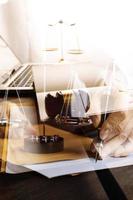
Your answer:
[44,20,83,62]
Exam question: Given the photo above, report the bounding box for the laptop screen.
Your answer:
[0,37,21,70]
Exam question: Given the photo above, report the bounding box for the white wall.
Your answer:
[0,0,133,84]
[25,0,133,88]
[0,0,29,64]
[26,0,133,69]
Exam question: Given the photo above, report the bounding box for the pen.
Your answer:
[95,129,103,162]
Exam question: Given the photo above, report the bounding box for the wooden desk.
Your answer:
[0,96,92,169]
[0,96,132,200]
[0,166,133,200]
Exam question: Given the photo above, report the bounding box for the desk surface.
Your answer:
[0,166,133,200]
[0,96,133,200]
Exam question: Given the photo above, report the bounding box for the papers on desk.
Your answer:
[24,154,133,178]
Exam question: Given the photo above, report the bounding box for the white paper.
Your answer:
[24,154,133,178]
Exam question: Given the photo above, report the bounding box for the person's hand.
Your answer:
[92,111,133,158]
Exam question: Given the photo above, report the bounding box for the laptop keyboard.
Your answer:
[0,65,33,89]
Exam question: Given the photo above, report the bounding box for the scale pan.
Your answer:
[44,48,58,51]
[68,49,83,54]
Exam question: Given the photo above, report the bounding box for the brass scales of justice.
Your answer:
[0,21,105,159]
[44,20,99,135]
[41,20,103,155]
[25,20,105,157]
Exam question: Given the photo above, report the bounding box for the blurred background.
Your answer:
[0,0,133,87]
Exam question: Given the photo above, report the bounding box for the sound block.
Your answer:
[24,135,64,154]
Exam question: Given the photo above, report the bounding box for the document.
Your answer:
[24,154,133,178]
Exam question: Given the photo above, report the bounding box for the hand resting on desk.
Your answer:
[92,111,133,158]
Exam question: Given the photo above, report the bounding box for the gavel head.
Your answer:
[45,90,90,119]
[45,92,64,118]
